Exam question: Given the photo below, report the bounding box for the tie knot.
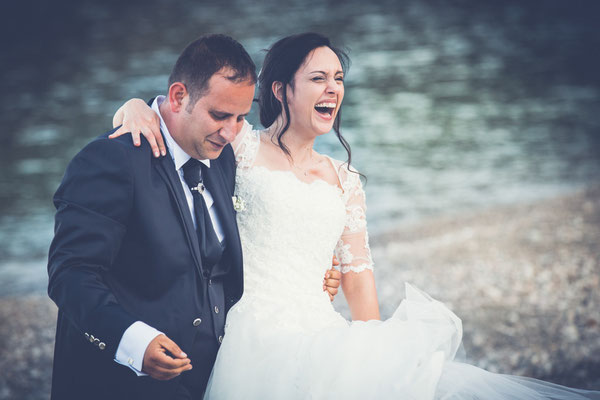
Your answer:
[182,158,203,189]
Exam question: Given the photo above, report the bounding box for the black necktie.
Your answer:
[182,159,223,269]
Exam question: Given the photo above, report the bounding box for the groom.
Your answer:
[48,34,340,399]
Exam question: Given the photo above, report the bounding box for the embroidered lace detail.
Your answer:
[330,160,375,274]
[340,263,374,274]
[335,241,353,264]
[345,205,367,233]
[234,121,259,170]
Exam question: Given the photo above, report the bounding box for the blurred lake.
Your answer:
[1,0,599,296]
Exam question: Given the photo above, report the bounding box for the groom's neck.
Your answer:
[159,100,179,139]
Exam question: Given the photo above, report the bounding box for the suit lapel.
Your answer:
[202,161,242,268]
[153,149,204,274]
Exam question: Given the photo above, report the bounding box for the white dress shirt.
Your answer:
[114,95,225,375]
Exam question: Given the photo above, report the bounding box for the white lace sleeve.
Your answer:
[334,164,374,274]
[233,121,259,170]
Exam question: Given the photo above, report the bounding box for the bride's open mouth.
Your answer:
[314,102,336,119]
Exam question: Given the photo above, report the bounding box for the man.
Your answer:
[48,34,340,399]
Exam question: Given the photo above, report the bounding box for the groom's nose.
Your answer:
[219,119,239,143]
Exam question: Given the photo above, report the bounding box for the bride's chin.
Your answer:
[311,119,335,134]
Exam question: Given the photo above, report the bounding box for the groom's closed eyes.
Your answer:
[210,110,248,122]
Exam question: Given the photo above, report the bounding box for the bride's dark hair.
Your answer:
[258,32,355,169]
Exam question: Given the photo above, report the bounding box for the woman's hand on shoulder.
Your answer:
[109,98,165,158]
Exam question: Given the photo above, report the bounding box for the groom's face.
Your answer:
[178,69,255,160]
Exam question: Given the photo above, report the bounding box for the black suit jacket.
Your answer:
[47,128,243,399]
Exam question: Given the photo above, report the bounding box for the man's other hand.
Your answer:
[142,334,192,380]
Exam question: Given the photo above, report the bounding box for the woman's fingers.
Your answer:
[141,126,160,157]
[109,124,165,157]
[108,125,130,139]
[108,125,141,146]
[149,113,166,156]
[141,122,166,157]
[110,98,164,156]
[153,124,166,156]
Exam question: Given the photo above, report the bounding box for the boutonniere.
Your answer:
[232,195,246,212]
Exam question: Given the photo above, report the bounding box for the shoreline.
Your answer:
[1,186,599,398]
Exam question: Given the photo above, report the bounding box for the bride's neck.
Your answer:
[266,118,316,165]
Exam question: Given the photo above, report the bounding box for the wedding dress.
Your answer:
[204,123,599,399]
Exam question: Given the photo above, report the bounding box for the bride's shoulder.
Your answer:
[323,156,360,177]
[233,120,261,167]
[236,120,258,143]
[321,155,363,195]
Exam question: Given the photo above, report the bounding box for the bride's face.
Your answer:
[285,46,344,136]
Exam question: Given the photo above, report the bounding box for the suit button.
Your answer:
[218,335,223,343]
[93,338,100,346]
[84,333,90,340]
[99,342,106,350]
[208,279,212,286]
[193,318,202,327]
[214,306,219,314]
[89,335,95,343]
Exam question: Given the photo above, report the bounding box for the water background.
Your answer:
[1,0,599,295]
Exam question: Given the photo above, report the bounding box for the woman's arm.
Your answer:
[335,167,380,321]
[341,269,379,321]
[110,98,165,158]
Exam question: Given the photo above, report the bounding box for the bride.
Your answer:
[112,33,599,399]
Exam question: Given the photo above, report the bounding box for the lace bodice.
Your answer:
[230,123,374,329]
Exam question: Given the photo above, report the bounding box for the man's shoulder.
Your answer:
[76,127,153,161]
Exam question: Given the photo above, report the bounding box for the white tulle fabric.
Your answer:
[204,123,599,400]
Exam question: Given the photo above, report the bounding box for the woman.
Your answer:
[112,33,599,399]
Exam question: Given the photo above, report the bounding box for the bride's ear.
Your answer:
[271,81,284,103]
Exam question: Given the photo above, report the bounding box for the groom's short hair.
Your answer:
[168,34,257,109]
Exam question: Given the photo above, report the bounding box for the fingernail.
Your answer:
[181,352,187,357]
[161,150,166,156]
[154,151,159,157]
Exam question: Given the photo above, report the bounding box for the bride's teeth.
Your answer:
[315,102,336,108]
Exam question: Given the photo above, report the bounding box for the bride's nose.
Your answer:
[326,78,341,94]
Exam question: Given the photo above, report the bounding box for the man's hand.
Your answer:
[142,334,192,380]
[323,256,342,301]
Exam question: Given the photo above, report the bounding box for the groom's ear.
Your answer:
[167,82,188,112]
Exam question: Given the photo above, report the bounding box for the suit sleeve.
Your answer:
[48,137,139,357]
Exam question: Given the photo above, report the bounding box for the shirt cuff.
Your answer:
[114,321,163,376]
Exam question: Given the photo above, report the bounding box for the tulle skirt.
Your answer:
[204,284,599,399]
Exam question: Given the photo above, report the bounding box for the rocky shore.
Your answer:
[1,186,599,399]
[368,185,600,390]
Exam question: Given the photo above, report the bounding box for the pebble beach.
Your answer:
[1,186,599,399]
